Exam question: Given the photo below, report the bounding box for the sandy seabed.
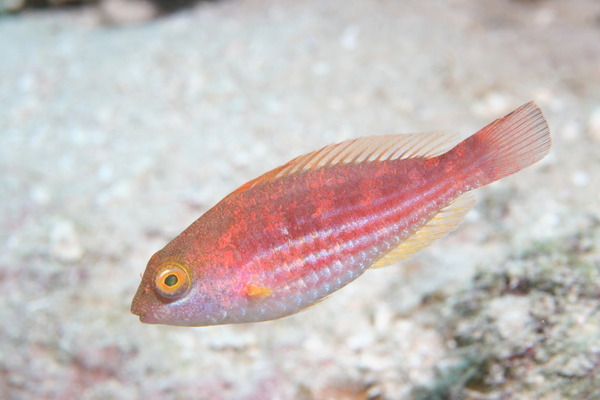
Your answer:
[1,0,599,399]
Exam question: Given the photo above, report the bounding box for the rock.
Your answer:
[50,220,84,262]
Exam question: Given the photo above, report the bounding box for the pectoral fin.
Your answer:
[245,284,273,299]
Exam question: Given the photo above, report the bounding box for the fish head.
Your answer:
[131,250,240,327]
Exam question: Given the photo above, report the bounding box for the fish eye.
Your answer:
[154,263,191,299]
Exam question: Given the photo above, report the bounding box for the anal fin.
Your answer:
[372,191,476,268]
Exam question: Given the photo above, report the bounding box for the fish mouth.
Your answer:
[138,313,159,324]
[130,296,143,317]
[131,304,159,324]
[130,296,153,322]
[131,281,155,322]
[130,297,162,324]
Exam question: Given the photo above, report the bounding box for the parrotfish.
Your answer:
[131,102,551,326]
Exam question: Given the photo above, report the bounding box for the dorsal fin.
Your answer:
[232,164,288,194]
[234,131,461,194]
[372,191,476,268]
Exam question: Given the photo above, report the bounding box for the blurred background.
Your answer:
[1,0,599,399]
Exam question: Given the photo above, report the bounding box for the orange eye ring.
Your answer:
[154,263,191,299]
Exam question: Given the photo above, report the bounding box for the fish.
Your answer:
[131,102,551,327]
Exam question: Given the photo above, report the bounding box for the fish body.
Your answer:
[131,102,551,326]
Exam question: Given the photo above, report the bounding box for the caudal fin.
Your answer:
[460,102,551,188]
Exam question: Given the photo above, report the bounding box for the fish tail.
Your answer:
[454,102,551,189]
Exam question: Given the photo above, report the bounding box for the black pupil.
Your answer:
[164,274,178,287]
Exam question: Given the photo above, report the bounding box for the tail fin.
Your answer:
[458,102,551,188]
